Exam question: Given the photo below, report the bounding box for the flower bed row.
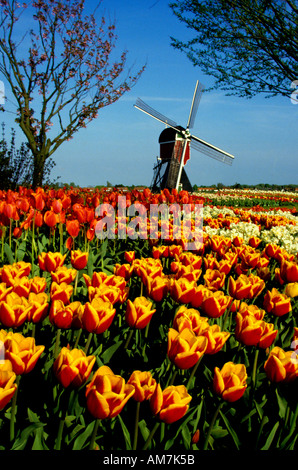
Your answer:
[0,186,297,450]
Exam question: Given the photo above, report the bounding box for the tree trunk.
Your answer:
[32,153,47,189]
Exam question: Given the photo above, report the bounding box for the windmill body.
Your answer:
[134,81,235,192]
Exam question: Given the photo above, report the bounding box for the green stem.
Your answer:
[124,329,134,350]
[84,332,93,354]
[10,375,20,443]
[54,328,61,360]
[59,222,63,254]
[74,271,79,298]
[73,329,82,349]
[1,228,5,262]
[89,419,100,450]
[203,401,224,450]
[133,401,141,450]
[9,218,12,248]
[31,211,36,268]
[251,347,259,401]
[142,421,160,450]
[186,355,203,389]
[55,415,65,450]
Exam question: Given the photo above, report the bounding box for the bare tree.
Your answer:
[0,0,144,187]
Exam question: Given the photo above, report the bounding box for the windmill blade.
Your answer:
[134,98,179,129]
[187,81,205,130]
[190,134,234,165]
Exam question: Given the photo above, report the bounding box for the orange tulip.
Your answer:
[201,324,230,355]
[285,282,298,298]
[203,269,225,291]
[11,276,31,298]
[124,251,135,263]
[27,292,49,323]
[49,300,82,329]
[144,274,169,302]
[173,305,209,336]
[238,302,265,321]
[127,370,157,402]
[264,346,298,383]
[114,263,133,281]
[235,312,277,348]
[175,264,202,283]
[38,251,66,272]
[248,274,265,298]
[125,297,156,329]
[85,366,135,419]
[248,236,262,249]
[82,297,116,334]
[233,236,244,247]
[83,271,108,288]
[263,288,292,317]
[71,250,89,270]
[213,362,247,402]
[0,330,45,375]
[228,274,252,300]
[150,383,192,424]
[53,346,95,388]
[50,281,73,305]
[1,261,31,286]
[51,198,63,214]
[201,290,231,318]
[280,259,298,283]
[66,218,81,238]
[88,284,122,305]
[44,210,58,227]
[0,360,18,411]
[0,292,31,328]
[167,328,207,369]
[190,285,209,309]
[51,266,77,284]
[0,282,13,302]
[170,277,196,304]
[30,276,47,294]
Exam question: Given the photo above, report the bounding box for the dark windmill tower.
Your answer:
[134,81,235,192]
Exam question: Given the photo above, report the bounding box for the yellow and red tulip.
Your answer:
[53,346,95,388]
[213,362,247,402]
[85,366,135,419]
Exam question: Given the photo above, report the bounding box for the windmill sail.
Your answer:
[190,135,234,165]
[134,98,178,129]
[187,81,204,130]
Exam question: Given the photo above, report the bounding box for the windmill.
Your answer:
[134,81,235,192]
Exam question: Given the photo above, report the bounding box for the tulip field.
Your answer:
[0,185,298,451]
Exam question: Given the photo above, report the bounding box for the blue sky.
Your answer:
[2,0,298,188]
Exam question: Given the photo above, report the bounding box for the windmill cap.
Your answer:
[158,126,185,143]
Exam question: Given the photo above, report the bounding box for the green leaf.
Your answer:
[4,242,14,264]
[118,414,132,450]
[101,341,123,364]
[11,423,45,450]
[72,421,96,450]
[275,388,288,419]
[16,240,27,261]
[219,410,240,450]
[138,419,150,444]
[260,421,279,450]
